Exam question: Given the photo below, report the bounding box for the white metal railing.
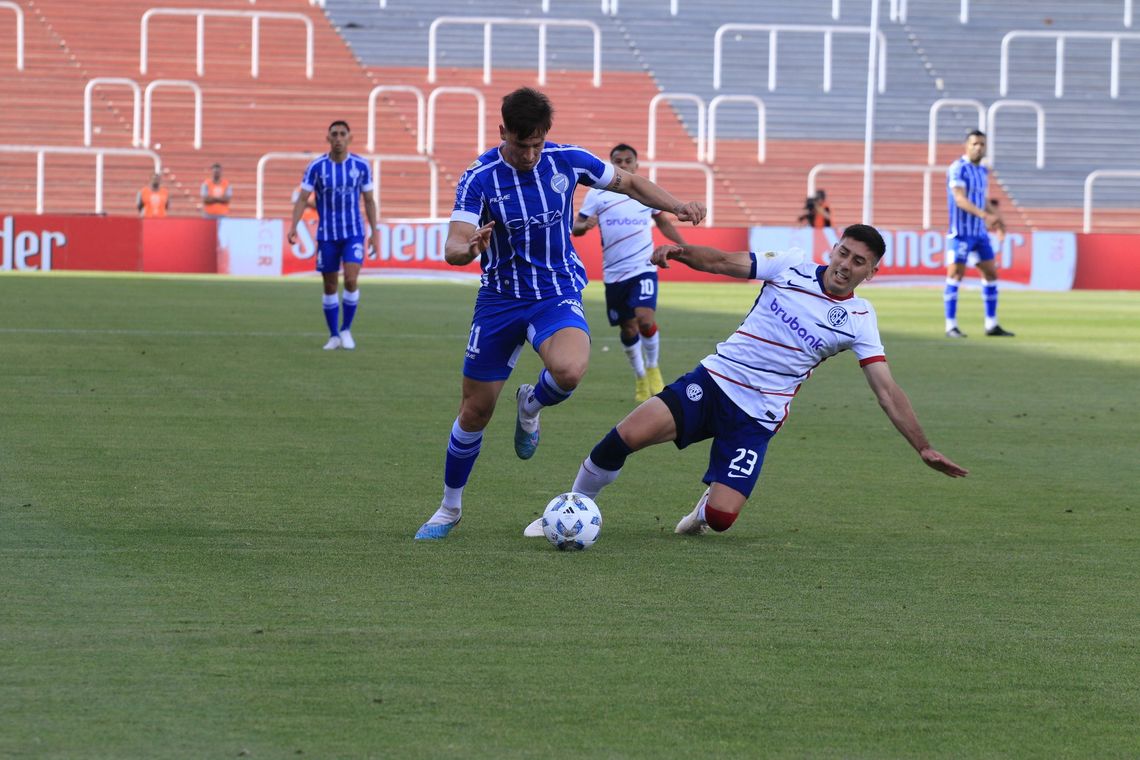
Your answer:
[1128,0,1134,27]
[832,0,908,23]
[84,78,143,147]
[426,86,486,156]
[427,17,601,87]
[601,0,679,15]
[1000,30,1140,99]
[140,8,314,80]
[368,85,425,154]
[143,80,202,150]
[1,0,24,70]
[0,145,162,214]
[808,163,944,230]
[714,23,886,92]
[986,100,1044,169]
[643,161,714,226]
[1083,169,1140,232]
[707,94,766,164]
[927,98,984,165]
[257,151,439,220]
[647,93,706,162]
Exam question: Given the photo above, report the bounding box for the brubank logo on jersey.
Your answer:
[769,297,825,350]
[506,210,564,232]
[604,217,648,227]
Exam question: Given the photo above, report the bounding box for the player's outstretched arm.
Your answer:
[444,220,495,266]
[606,169,706,226]
[863,361,968,478]
[651,244,753,280]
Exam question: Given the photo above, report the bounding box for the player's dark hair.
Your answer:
[328,120,351,133]
[610,143,638,159]
[966,129,986,140]
[841,223,886,261]
[501,88,553,138]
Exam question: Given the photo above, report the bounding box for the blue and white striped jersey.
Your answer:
[452,142,615,300]
[947,156,988,238]
[301,153,374,242]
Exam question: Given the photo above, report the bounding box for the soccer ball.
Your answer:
[541,492,602,551]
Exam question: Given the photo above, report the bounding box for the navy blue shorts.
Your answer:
[316,236,365,273]
[946,234,995,265]
[658,364,776,498]
[604,272,658,326]
[462,288,590,382]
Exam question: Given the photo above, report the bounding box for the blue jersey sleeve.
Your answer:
[948,159,967,190]
[451,165,485,227]
[567,147,615,188]
[301,159,319,193]
[360,158,375,193]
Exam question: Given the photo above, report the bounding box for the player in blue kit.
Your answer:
[415,87,707,540]
[574,143,686,403]
[288,120,378,351]
[524,224,967,539]
[944,130,1014,338]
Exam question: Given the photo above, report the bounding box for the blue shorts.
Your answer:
[316,236,365,273]
[658,365,776,498]
[946,234,995,265]
[604,272,658,326]
[463,288,591,382]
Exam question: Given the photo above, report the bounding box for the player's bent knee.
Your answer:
[704,504,739,532]
[548,363,587,391]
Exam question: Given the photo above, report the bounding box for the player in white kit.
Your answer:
[574,144,686,402]
[524,224,967,539]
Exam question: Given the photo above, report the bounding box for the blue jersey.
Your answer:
[451,142,615,300]
[946,156,988,239]
[301,153,374,242]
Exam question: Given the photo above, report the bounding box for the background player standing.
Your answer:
[288,120,377,351]
[944,130,1014,338]
[525,224,967,539]
[574,143,686,402]
[415,87,706,540]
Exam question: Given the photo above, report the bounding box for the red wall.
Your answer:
[1073,234,1140,290]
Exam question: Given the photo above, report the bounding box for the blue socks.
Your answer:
[533,368,573,407]
[322,293,339,336]
[443,418,483,493]
[341,289,359,332]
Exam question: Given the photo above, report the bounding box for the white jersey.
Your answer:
[700,250,886,431]
[578,187,659,284]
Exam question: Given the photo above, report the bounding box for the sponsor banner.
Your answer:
[282,218,474,277]
[1,213,140,271]
[1073,234,1140,290]
[748,226,1076,290]
[142,219,217,274]
[572,226,751,283]
[219,218,283,276]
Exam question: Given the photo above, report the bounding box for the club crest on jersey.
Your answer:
[686,383,703,402]
[550,173,570,193]
[349,167,361,180]
[826,305,849,328]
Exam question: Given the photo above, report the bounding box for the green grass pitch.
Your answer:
[1,273,1137,758]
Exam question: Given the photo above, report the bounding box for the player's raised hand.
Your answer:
[469,222,495,256]
[651,244,684,268]
[920,448,969,478]
[673,202,707,226]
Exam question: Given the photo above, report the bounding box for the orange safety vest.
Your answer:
[140,186,169,218]
[202,178,231,216]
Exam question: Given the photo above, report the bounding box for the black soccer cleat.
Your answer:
[985,325,1015,337]
[945,327,967,338]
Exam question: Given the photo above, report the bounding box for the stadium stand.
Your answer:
[2,0,1138,230]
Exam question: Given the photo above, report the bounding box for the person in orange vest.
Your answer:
[200,163,232,218]
[137,173,169,217]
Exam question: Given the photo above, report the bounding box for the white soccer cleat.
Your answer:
[339,329,356,350]
[323,335,342,351]
[523,517,545,537]
[675,488,711,535]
